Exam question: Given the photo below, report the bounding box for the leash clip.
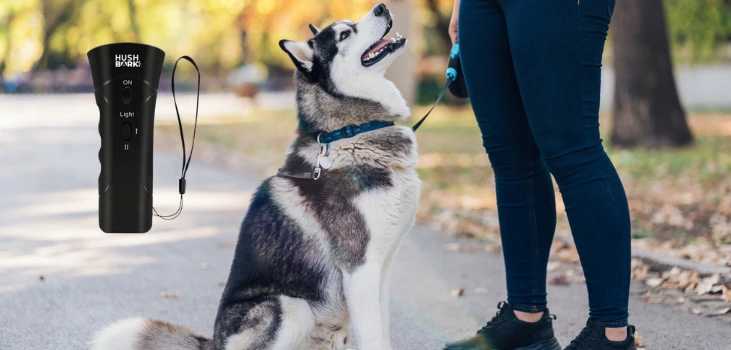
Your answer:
[319,142,329,156]
[314,134,332,177]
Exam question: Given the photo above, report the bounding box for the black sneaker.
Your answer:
[444,301,561,350]
[564,318,637,350]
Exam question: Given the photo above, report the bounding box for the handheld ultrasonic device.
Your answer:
[412,42,468,132]
[446,42,468,99]
[88,43,199,233]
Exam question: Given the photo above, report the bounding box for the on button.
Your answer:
[122,87,132,104]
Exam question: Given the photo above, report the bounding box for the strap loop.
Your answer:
[153,56,200,220]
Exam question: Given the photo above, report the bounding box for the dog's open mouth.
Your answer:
[361,32,406,67]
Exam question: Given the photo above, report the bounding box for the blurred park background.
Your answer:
[2,0,731,330]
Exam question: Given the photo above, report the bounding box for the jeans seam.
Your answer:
[576,3,627,321]
[529,144,539,308]
[605,0,615,19]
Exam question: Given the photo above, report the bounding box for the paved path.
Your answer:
[1,122,730,349]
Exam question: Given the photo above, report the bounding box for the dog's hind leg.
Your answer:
[269,296,316,350]
[213,296,280,350]
[214,296,316,350]
[343,263,387,350]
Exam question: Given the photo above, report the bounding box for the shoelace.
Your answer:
[481,301,510,330]
[565,327,595,350]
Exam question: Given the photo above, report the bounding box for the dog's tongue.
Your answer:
[364,39,392,57]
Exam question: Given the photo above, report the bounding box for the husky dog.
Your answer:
[91,3,419,350]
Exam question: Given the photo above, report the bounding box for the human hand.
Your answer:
[449,0,460,44]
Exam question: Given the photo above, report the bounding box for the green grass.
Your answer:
[607,136,731,185]
[158,106,731,193]
[157,106,731,191]
[632,229,654,239]
[157,106,731,244]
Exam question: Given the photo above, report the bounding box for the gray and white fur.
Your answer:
[90,3,419,350]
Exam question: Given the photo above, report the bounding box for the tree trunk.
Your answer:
[126,0,141,42]
[385,0,418,106]
[610,0,693,148]
[0,12,13,91]
[31,0,80,72]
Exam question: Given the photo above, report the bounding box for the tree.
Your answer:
[31,0,82,72]
[665,0,731,62]
[0,11,13,89]
[424,0,452,53]
[610,0,693,148]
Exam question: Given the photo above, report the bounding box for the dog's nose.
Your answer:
[373,3,387,16]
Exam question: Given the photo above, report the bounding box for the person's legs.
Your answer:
[500,0,631,329]
[460,0,556,314]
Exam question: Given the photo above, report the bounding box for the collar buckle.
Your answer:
[341,125,356,138]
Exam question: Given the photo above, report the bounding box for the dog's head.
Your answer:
[279,3,410,133]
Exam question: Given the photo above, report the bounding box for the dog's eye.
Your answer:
[339,31,350,41]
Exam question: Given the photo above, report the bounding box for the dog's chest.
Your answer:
[353,167,420,253]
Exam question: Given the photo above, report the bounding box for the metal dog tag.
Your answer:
[318,143,334,169]
[319,156,334,169]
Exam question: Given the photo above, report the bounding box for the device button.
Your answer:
[122,87,132,104]
[121,123,133,141]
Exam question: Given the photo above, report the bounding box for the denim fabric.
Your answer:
[459,0,630,327]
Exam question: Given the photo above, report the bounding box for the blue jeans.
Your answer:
[459,0,629,327]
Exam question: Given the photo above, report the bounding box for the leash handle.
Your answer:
[412,77,453,132]
[153,56,200,220]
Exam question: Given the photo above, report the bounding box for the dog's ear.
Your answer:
[279,40,315,77]
[308,24,320,36]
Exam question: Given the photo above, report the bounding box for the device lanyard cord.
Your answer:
[153,56,200,220]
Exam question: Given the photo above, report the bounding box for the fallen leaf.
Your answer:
[445,243,476,253]
[161,292,183,299]
[449,288,465,297]
[473,287,488,294]
[710,284,725,294]
[547,261,562,272]
[646,277,664,288]
[549,274,571,286]
[39,275,45,281]
[643,294,664,304]
[630,259,649,280]
[634,331,645,347]
[556,246,580,263]
[484,244,500,254]
[695,274,720,295]
[662,266,682,278]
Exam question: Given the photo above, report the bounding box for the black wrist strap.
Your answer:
[153,56,200,220]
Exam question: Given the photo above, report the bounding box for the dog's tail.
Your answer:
[90,318,211,350]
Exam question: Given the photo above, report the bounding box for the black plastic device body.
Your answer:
[88,43,165,233]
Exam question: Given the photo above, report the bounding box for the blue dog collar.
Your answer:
[317,120,395,144]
